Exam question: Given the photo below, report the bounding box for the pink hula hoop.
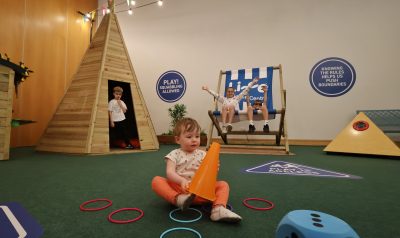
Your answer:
[80,198,113,211]
[243,198,275,211]
[108,208,144,224]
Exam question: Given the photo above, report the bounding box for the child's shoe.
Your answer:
[248,124,255,132]
[263,124,270,133]
[176,193,195,210]
[221,126,227,134]
[125,144,134,149]
[210,205,242,223]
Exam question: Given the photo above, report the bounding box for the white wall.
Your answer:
[98,0,400,140]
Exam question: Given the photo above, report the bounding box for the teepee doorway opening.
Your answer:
[108,80,140,150]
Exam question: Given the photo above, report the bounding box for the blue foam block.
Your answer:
[276,210,359,238]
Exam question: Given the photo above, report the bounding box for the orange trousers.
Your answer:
[151,176,230,207]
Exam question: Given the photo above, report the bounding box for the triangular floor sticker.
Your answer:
[244,161,361,179]
[324,112,400,156]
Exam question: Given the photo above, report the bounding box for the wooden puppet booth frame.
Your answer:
[36,13,158,154]
[207,65,289,155]
[1,57,34,160]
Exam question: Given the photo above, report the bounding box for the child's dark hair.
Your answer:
[253,100,262,106]
[173,117,201,136]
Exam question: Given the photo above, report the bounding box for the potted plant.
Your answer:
[157,103,207,145]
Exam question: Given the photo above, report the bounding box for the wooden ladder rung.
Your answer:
[226,131,279,136]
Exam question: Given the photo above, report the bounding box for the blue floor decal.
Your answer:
[0,202,43,238]
[244,161,362,179]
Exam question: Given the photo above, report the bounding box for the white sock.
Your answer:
[264,120,269,125]
[249,120,254,125]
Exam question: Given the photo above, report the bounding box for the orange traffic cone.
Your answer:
[188,142,220,201]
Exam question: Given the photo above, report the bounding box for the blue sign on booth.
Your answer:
[156,71,186,103]
[0,202,43,238]
[309,57,356,97]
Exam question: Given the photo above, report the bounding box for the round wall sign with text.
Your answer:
[310,57,356,97]
[156,71,186,102]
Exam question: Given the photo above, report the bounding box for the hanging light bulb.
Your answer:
[130,0,136,6]
[128,8,133,15]
[106,8,111,14]
[127,0,130,6]
[157,0,163,6]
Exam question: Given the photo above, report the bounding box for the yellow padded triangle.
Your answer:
[324,112,400,156]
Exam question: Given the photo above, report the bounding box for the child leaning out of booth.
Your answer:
[108,86,134,149]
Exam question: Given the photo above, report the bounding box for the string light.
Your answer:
[80,0,165,20]
[78,10,95,22]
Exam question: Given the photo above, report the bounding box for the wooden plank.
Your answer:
[0,67,13,160]
[102,71,133,82]
[39,138,87,147]
[212,144,291,155]
[36,144,87,154]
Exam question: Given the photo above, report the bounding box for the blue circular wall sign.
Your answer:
[309,57,356,97]
[156,71,186,102]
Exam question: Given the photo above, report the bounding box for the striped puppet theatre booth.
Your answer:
[207,65,289,154]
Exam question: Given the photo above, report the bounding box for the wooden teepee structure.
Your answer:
[36,13,159,154]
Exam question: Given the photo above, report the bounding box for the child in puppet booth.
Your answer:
[108,86,134,149]
[202,77,259,133]
[151,117,242,223]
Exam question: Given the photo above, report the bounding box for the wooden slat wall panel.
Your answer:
[11,0,67,146]
[89,74,109,153]
[109,15,158,150]
[66,0,98,89]
[0,0,97,148]
[36,13,109,153]
[90,13,158,152]
[0,67,14,160]
[39,12,158,154]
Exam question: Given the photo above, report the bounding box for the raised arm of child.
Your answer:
[236,77,260,100]
[202,85,225,104]
[262,85,268,105]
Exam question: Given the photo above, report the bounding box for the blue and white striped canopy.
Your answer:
[225,67,275,117]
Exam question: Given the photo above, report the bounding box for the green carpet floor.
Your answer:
[1,145,399,238]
